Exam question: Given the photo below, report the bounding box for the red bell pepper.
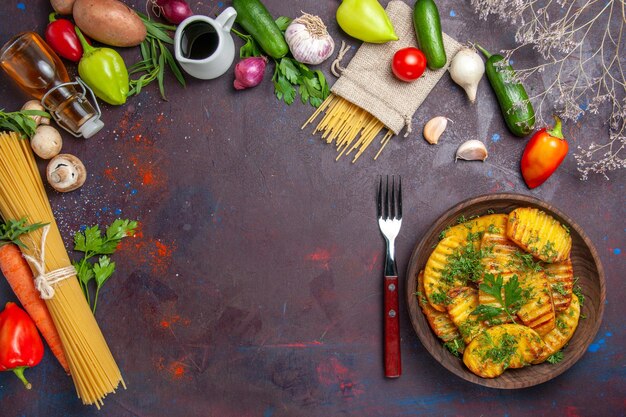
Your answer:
[521,116,569,189]
[0,302,44,389]
[44,13,89,62]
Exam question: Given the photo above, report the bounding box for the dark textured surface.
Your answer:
[0,1,624,416]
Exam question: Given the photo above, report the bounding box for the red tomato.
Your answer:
[391,47,427,82]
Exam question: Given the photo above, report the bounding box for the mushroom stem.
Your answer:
[46,154,87,192]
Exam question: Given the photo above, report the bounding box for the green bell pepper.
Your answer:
[336,0,398,44]
[75,27,129,105]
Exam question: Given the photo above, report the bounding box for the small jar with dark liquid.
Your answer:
[0,32,103,138]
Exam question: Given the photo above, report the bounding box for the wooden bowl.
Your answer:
[405,193,605,389]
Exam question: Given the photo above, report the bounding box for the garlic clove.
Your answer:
[423,116,449,144]
[455,140,488,162]
[47,154,87,192]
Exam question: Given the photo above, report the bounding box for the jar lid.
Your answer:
[79,116,104,138]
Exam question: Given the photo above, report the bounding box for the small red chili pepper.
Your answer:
[0,302,44,389]
[521,115,569,189]
[44,13,89,62]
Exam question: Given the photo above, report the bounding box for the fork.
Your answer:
[377,175,402,378]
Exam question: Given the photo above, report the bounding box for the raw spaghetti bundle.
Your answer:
[303,1,462,162]
[0,132,124,408]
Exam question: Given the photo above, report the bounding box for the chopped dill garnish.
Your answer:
[546,351,564,364]
[551,282,568,296]
[481,332,518,366]
[573,277,585,306]
[430,290,449,306]
[514,251,543,273]
[444,339,465,357]
[540,240,558,261]
[441,241,484,284]
[487,223,500,234]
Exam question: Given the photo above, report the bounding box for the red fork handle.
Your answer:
[384,275,401,378]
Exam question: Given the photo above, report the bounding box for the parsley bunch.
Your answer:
[232,17,330,108]
[472,273,525,324]
[73,220,138,313]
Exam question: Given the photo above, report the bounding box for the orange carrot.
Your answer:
[0,243,70,373]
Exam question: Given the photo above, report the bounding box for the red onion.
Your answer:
[234,57,267,90]
[154,0,193,25]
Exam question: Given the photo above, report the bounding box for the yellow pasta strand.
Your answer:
[0,132,123,408]
[302,94,394,162]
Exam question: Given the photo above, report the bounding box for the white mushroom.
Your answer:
[31,125,62,159]
[47,154,87,192]
[21,100,50,126]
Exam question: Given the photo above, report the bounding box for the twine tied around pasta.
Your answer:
[403,115,413,137]
[23,225,77,300]
[331,41,351,77]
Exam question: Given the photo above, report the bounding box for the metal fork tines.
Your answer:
[377,175,402,378]
[377,175,403,276]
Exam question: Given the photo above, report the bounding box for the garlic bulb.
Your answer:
[285,13,335,65]
[456,140,488,162]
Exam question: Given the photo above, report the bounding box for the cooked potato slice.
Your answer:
[463,324,546,378]
[446,287,486,344]
[507,207,572,263]
[417,270,462,344]
[543,258,574,312]
[440,214,508,241]
[425,214,508,312]
[517,271,556,336]
[480,231,522,278]
[424,234,469,312]
[478,231,523,324]
[478,228,557,335]
[535,294,581,363]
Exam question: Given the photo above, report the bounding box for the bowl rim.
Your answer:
[404,192,606,389]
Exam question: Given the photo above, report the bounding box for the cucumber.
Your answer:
[477,45,536,137]
[232,0,288,59]
[413,0,447,70]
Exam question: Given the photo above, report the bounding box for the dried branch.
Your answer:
[471,0,626,179]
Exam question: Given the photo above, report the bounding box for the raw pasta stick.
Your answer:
[0,132,124,408]
[303,94,390,163]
